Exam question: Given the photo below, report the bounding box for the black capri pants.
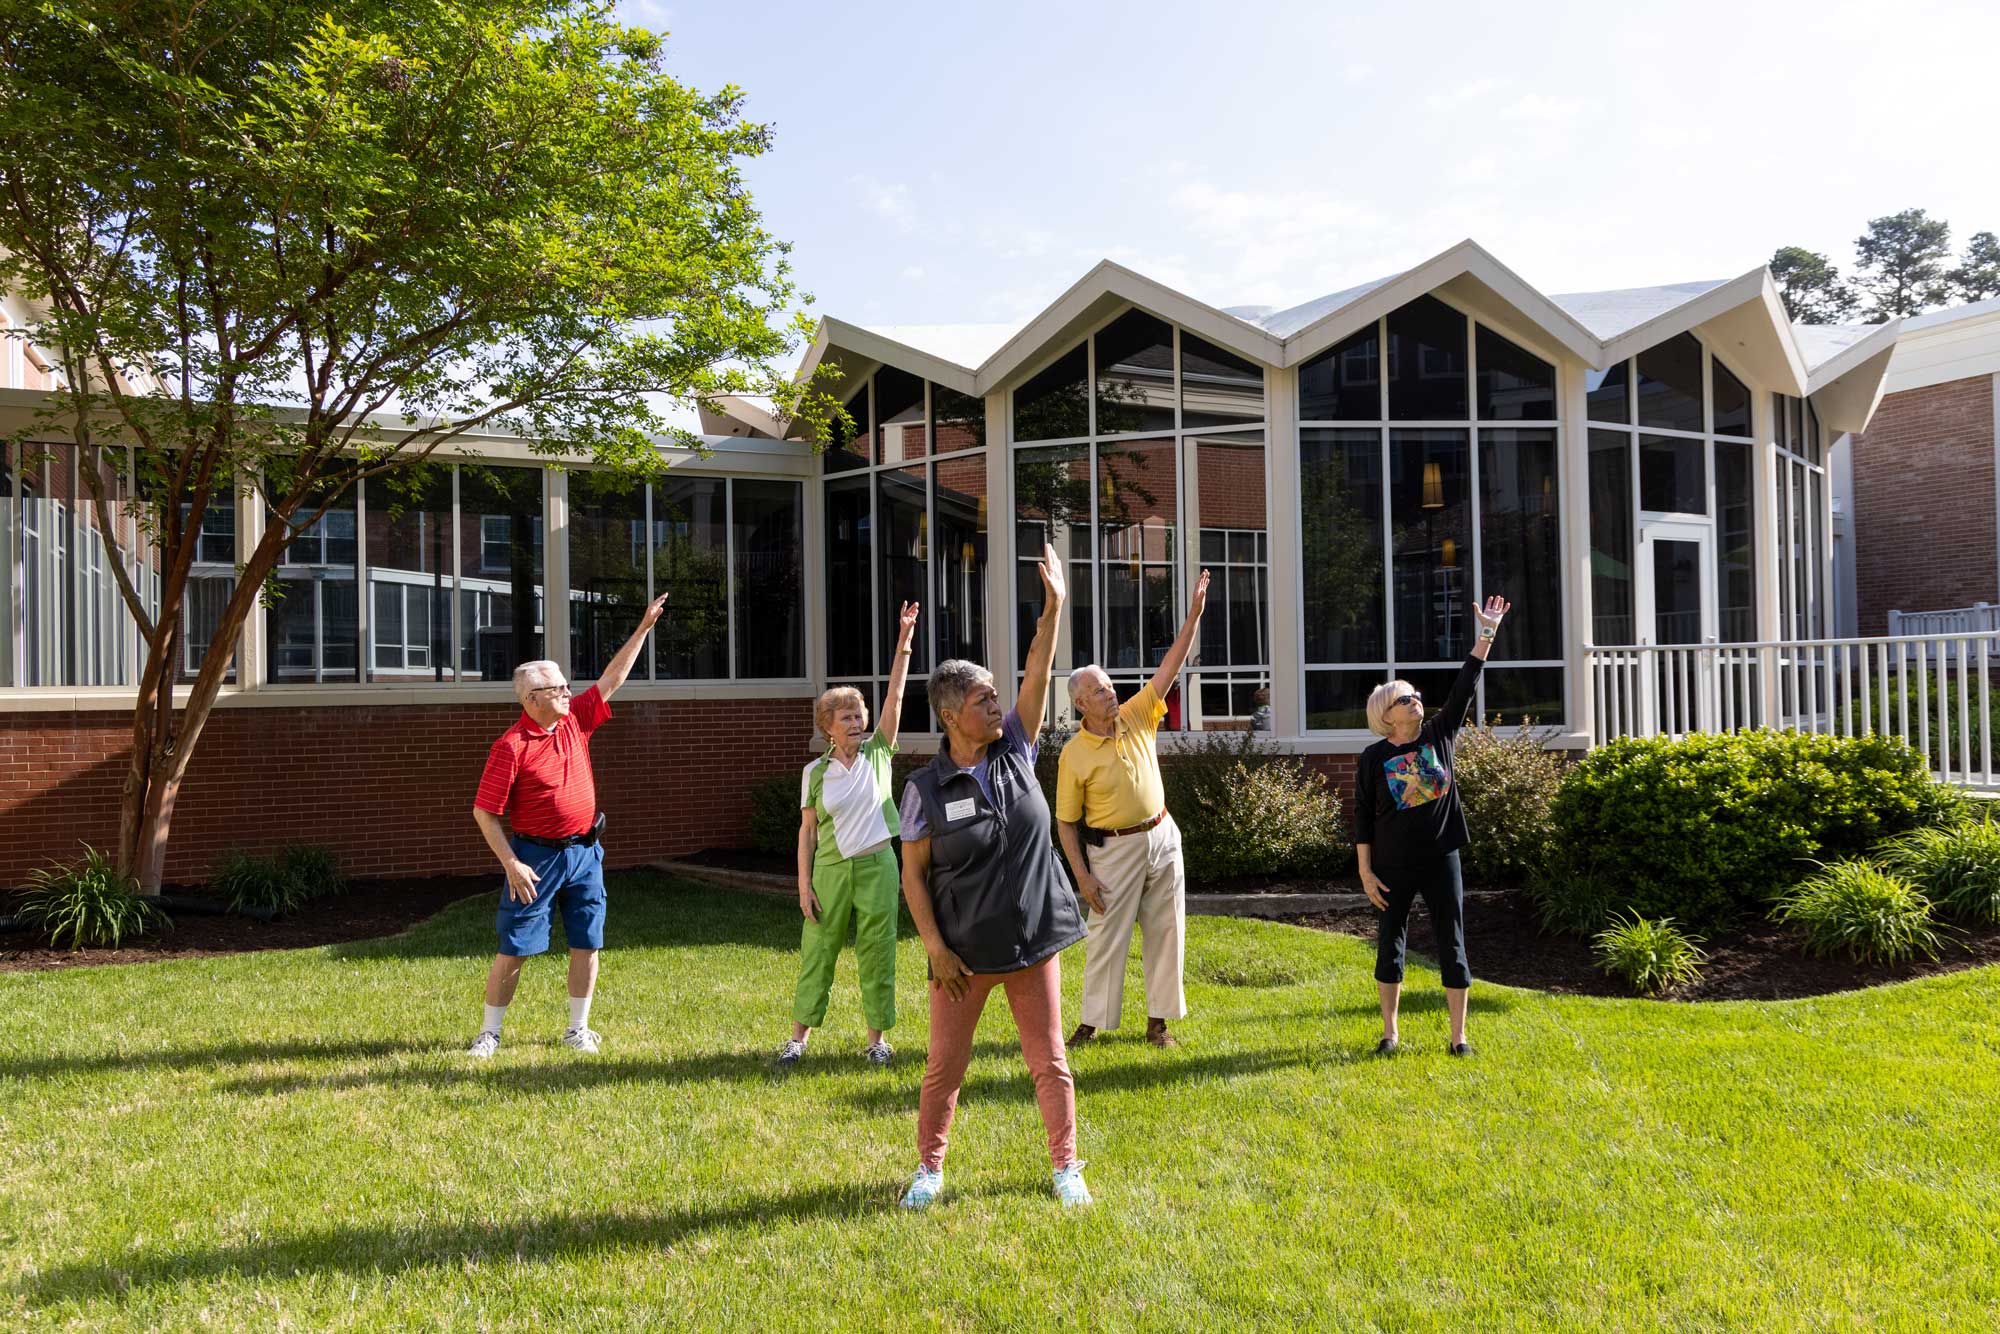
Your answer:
[1373,850,1471,989]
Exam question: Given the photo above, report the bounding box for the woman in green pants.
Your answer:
[779,601,920,1068]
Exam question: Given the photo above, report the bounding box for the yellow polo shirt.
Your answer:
[1055,684,1168,830]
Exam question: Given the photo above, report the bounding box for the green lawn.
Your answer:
[3,873,1997,1331]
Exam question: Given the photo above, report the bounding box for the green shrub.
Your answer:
[1913,780,1977,830]
[212,845,344,914]
[1549,730,1936,928]
[748,772,801,858]
[1591,911,1707,995]
[1455,718,1566,885]
[1877,819,2000,924]
[1526,860,1619,936]
[1177,758,1347,882]
[1773,860,1946,965]
[16,846,170,949]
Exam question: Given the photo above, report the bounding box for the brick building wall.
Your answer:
[0,695,815,888]
[1851,373,1998,634]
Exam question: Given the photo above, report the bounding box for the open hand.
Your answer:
[1188,569,1211,620]
[1037,542,1066,605]
[898,600,920,646]
[1474,595,1510,634]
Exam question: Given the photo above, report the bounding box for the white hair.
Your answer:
[512,659,563,702]
[1068,664,1107,705]
[930,658,995,717]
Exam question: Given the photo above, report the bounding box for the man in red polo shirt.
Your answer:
[466,592,668,1057]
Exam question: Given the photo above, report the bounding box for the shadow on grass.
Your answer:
[220,1048,785,1098]
[836,1044,1321,1118]
[0,1038,438,1081]
[328,874,833,962]
[19,1183,884,1306]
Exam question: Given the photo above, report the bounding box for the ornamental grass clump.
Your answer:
[1774,860,1946,965]
[1526,860,1620,937]
[1876,817,2000,924]
[1591,911,1708,996]
[213,845,344,915]
[16,845,170,949]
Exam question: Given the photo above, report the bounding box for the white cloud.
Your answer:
[900,265,926,281]
[1424,77,1508,112]
[850,176,915,231]
[1500,93,1593,123]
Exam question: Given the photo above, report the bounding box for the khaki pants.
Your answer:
[1080,812,1186,1030]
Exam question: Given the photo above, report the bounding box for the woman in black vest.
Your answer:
[894,542,1091,1210]
[1353,594,1510,1059]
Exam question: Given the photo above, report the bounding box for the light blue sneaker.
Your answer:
[899,1167,944,1210]
[1052,1160,1092,1207]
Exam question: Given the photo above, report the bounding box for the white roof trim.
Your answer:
[1804,319,1904,395]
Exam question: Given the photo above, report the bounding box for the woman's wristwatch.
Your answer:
[1478,624,1498,640]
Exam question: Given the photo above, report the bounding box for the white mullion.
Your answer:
[643,475,655,682]
[356,475,371,682]
[726,477,739,681]
[450,465,463,680]
[1467,315,1484,716]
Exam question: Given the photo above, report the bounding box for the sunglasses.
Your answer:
[529,684,572,698]
[1393,692,1422,709]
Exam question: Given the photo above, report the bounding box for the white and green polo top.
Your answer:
[800,733,900,863]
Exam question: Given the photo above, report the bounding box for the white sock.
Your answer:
[568,995,592,1032]
[482,1004,507,1035]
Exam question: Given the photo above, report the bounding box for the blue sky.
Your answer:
[619,0,2000,339]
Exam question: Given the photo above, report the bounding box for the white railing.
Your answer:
[1887,603,2000,655]
[1584,632,1999,790]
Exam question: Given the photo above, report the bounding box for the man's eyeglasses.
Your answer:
[1393,692,1422,710]
[529,684,572,698]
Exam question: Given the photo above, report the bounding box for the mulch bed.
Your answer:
[678,847,797,878]
[1286,889,2000,1002]
[0,875,492,974]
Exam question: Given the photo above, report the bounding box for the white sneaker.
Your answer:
[899,1167,944,1210]
[1052,1160,1093,1208]
[561,1027,602,1054]
[467,1030,501,1058]
[863,1039,893,1067]
[776,1037,807,1068]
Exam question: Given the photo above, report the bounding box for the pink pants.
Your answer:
[917,953,1076,1172]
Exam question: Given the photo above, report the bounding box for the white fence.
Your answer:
[1584,632,2000,790]
[1887,603,2000,654]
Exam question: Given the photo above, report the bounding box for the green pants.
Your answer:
[792,845,899,1031]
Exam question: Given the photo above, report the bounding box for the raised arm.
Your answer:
[1015,543,1067,737]
[1149,568,1210,701]
[596,592,669,700]
[1438,595,1511,737]
[878,601,920,746]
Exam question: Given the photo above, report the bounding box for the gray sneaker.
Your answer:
[561,1027,602,1054]
[467,1030,501,1059]
[776,1037,807,1068]
[863,1039,893,1067]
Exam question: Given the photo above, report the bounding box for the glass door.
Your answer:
[1636,519,1714,734]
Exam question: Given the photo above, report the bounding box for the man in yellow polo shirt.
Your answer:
[1055,570,1209,1049]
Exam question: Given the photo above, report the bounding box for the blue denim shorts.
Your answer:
[495,838,607,956]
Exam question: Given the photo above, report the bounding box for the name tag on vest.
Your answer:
[944,798,977,822]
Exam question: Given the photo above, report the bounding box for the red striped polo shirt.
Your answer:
[473,686,611,838]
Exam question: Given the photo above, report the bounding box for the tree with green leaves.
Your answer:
[0,0,832,892]
[1768,245,1858,324]
[1851,209,1955,322]
[1952,231,2000,304]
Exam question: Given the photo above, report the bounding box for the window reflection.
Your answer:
[1475,326,1556,421]
[652,476,728,680]
[1013,344,1089,442]
[1094,310,1176,435]
[1390,430,1471,662]
[1387,296,1468,421]
[367,467,454,682]
[933,454,987,664]
[1098,438,1178,670]
[1299,325,1380,421]
[1477,430,1560,662]
[1300,428,1385,664]
[1635,333,1704,433]
[1181,333,1264,428]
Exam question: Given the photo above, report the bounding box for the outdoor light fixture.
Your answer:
[1441,537,1457,569]
[1422,461,1443,509]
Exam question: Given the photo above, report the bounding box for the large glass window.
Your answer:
[878,465,929,672]
[732,479,804,678]
[1586,361,1630,424]
[933,453,988,665]
[10,443,148,687]
[874,367,925,466]
[1013,344,1089,443]
[367,468,454,682]
[456,465,543,684]
[1098,437,1178,671]
[1300,303,1566,728]
[567,469,647,682]
[825,384,869,472]
[1387,295,1468,421]
[1094,310,1176,436]
[1182,334,1264,429]
[933,385,986,453]
[268,477,361,684]
[1715,441,1755,642]
[1774,393,1828,641]
[1588,431,1634,644]
[1299,325,1381,422]
[1193,429,1270,725]
[823,473,873,677]
[1638,436,1705,514]
[651,476,728,680]
[1635,333,1704,433]
[1014,442,1093,673]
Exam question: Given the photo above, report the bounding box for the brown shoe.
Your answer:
[1068,1024,1097,1046]
[1145,1020,1179,1049]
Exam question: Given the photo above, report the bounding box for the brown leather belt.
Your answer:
[1105,810,1167,838]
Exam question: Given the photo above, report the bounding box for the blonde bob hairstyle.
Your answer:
[1365,679,1418,737]
[814,685,869,742]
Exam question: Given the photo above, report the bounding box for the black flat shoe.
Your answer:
[1448,1041,1473,1057]
[1374,1038,1399,1057]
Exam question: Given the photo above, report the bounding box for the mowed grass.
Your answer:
[3,873,1998,1331]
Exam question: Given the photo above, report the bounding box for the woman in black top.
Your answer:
[1353,595,1510,1058]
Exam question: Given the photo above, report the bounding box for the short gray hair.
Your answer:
[930,658,995,718]
[1067,664,1106,705]
[512,659,563,702]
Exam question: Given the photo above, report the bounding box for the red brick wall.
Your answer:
[0,696,815,888]
[1851,374,1998,634]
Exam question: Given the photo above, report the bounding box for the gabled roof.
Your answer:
[796,238,1902,433]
